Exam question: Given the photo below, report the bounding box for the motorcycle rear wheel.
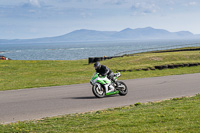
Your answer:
[92,83,105,98]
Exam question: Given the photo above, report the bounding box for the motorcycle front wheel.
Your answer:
[116,81,128,96]
[92,83,105,98]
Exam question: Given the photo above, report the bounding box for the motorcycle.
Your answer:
[90,72,128,98]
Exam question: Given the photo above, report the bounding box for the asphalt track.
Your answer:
[0,73,200,124]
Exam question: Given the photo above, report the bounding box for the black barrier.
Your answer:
[116,63,200,72]
[88,56,123,64]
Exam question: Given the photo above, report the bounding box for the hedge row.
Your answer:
[117,63,200,72]
[88,56,123,64]
[152,48,200,53]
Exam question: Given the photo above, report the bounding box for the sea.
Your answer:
[1,39,200,60]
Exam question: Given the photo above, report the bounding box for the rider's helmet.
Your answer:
[94,62,101,70]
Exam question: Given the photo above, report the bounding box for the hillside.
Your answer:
[0,27,199,44]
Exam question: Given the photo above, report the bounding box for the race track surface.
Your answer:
[0,73,200,124]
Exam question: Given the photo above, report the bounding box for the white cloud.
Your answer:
[131,2,159,15]
[188,1,197,6]
[29,0,41,7]
[183,2,193,6]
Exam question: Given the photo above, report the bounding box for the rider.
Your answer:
[94,62,117,84]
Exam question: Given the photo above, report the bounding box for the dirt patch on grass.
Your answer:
[149,57,163,61]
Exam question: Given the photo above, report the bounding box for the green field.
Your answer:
[1,94,200,132]
[1,47,200,132]
[0,47,200,91]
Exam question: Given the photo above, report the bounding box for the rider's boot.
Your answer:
[112,78,119,87]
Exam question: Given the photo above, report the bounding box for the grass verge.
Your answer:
[0,94,200,132]
[0,47,200,91]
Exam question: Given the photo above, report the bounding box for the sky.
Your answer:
[0,0,200,39]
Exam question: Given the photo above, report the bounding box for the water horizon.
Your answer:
[1,39,200,60]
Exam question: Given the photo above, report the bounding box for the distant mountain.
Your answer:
[0,27,199,44]
[175,31,193,36]
[112,27,173,39]
[195,34,200,38]
[53,29,117,42]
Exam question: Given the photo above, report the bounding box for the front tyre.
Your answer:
[92,83,105,98]
[116,81,128,96]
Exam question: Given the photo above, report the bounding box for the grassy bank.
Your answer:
[0,47,200,91]
[1,94,200,132]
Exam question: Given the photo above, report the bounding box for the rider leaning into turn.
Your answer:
[94,62,117,84]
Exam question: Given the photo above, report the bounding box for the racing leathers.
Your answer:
[95,65,115,83]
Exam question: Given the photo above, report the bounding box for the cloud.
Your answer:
[131,2,158,15]
[129,0,200,16]
[103,0,129,6]
[29,0,41,7]
[185,1,197,6]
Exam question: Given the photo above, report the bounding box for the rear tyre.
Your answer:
[117,81,128,96]
[92,83,105,98]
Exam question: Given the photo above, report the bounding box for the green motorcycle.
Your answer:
[90,72,128,98]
